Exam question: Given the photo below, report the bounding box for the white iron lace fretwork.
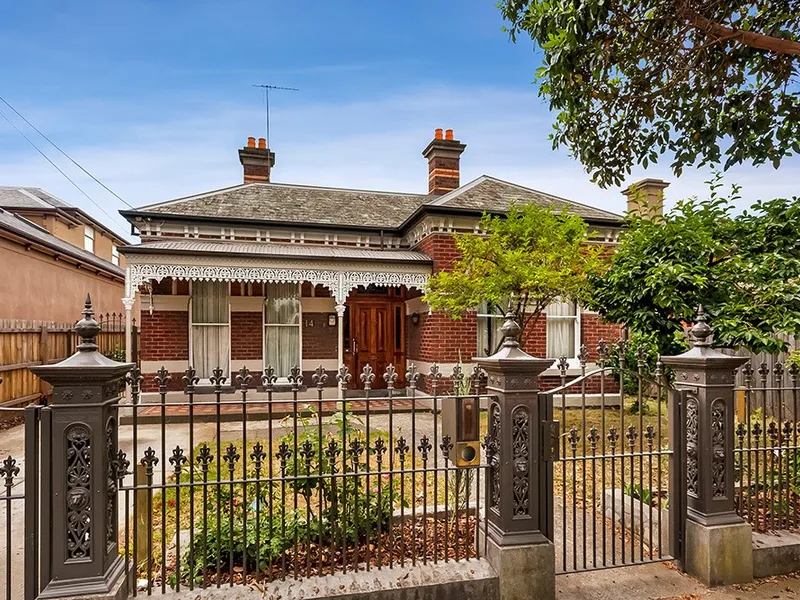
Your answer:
[125,263,429,306]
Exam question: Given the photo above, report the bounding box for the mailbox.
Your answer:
[441,395,481,467]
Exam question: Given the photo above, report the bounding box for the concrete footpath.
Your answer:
[558,562,800,599]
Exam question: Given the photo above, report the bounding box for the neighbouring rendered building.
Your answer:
[118,130,667,392]
[0,186,126,321]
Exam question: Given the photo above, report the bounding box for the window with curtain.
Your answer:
[546,300,578,359]
[476,301,506,357]
[264,282,301,377]
[191,281,230,379]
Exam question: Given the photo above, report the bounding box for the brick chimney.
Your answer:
[238,137,276,183]
[622,178,669,217]
[422,128,466,195]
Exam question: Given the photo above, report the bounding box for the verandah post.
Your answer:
[476,312,555,600]
[29,295,134,599]
[661,307,753,586]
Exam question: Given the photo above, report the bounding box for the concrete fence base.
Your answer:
[753,531,800,578]
[134,560,498,600]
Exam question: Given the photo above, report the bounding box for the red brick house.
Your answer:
[119,130,654,392]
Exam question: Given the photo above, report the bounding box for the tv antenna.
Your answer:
[252,84,299,149]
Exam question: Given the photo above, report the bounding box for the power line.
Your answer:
[252,84,299,148]
[0,95,134,209]
[0,106,131,237]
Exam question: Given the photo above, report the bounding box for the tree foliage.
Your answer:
[589,177,800,355]
[499,0,800,187]
[424,203,603,344]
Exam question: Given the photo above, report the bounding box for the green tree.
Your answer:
[498,0,800,187]
[589,177,800,355]
[424,203,603,347]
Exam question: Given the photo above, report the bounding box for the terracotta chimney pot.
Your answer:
[445,129,454,140]
[434,128,444,140]
[239,138,276,183]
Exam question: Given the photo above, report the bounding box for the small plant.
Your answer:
[104,345,126,362]
[624,482,653,507]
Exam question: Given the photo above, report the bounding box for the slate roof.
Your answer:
[0,207,124,277]
[430,176,621,222]
[136,183,432,229]
[129,175,622,229]
[0,186,73,210]
[121,239,432,264]
[0,185,127,243]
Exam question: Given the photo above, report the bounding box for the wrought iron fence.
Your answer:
[734,361,800,532]
[546,342,675,574]
[0,377,32,600]
[115,362,489,595]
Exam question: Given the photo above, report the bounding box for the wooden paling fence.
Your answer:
[0,313,131,409]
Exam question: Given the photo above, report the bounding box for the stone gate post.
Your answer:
[30,296,133,599]
[476,313,555,600]
[661,308,752,586]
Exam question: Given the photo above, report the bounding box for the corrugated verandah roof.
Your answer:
[120,239,432,263]
[129,175,622,229]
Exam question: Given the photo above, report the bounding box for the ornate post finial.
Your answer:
[500,311,521,349]
[690,305,713,348]
[74,294,101,352]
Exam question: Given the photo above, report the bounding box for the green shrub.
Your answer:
[169,406,400,587]
[103,345,126,362]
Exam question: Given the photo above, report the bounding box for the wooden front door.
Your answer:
[347,300,405,389]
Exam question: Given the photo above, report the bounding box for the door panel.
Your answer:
[349,301,404,389]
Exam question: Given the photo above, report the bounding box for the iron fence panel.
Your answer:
[546,343,676,574]
[114,362,489,594]
[734,362,800,532]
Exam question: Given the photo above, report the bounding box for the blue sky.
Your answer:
[1,1,798,240]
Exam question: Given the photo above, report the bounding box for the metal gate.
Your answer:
[542,347,685,574]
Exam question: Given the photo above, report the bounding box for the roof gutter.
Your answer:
[0,225,125,280]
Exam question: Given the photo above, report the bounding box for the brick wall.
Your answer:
[581,313,622,361]
[520,316,547,358]
[406,313,422,362]
[414,232,461,272]
[140,311,189,361]
[140,310,189,391]
[411,234,476,362]
[231,312,262,361]
[413,311,477,363]
[302,313,338,359]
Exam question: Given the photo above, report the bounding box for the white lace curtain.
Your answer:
[191,281,230,379]
[264,282,300,377]
[546,300,577,359]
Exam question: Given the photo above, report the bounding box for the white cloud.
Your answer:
[1,84,798,241]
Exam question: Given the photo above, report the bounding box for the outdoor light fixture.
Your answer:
[441,395,481,467]
[411,312,420,325]
[327,313,336,327]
